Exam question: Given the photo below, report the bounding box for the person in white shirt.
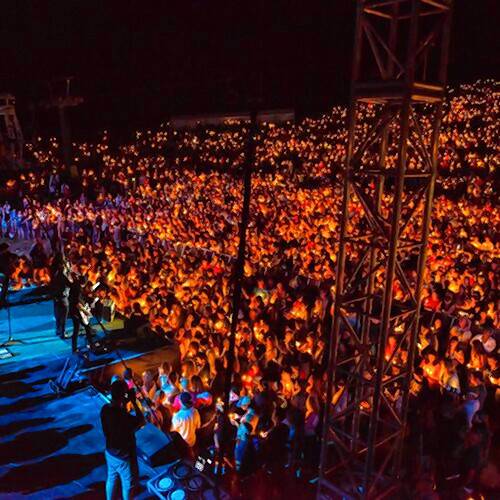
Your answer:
[171,392,200,448]
[456,316,472,343]
[471,330,496,354]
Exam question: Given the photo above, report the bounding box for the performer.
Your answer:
[68,273,95,352]
[0,243,16,306]
[50,252,70,338]
[101,379,145,500]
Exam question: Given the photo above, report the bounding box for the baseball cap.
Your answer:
[180,392,193,408]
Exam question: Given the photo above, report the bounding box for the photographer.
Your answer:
[100,380,145,500]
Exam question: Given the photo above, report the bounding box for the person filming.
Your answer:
[100,379,145,500]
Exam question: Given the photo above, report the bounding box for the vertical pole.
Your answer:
[58,105,72,168]
[318,1,364,494]
[395,4,453,476]
[363,99,410,495]
[355,0,395,468]
[363,1,420,492]
[353,123,387,457]
[355,8,398,453]
[216,111,256,485]
[223,113,255,411]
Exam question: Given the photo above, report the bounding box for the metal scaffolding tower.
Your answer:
[318,1,453,498]
[0,94,24,162]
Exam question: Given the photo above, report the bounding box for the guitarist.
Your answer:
[50,252,71,339]
[68,273,95,353]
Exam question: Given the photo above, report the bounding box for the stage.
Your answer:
[0,290,178,499]
[0,289,316,499]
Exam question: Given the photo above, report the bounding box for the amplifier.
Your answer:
[136,423,180,467]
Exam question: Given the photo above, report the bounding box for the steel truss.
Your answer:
[318,1,452,498]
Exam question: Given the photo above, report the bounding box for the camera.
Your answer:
[124,388,136,401]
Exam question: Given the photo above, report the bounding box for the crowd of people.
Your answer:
[0,79,498,494]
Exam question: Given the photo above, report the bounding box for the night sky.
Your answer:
[1,0,498,138]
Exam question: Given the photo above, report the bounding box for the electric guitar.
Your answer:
[78,297,98,326]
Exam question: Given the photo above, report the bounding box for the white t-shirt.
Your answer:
[171,407,201,447]
[471,334,496,353]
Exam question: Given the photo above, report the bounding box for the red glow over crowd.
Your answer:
[0,79,498,493]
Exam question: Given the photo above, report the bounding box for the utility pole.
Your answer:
[40,77,83,174]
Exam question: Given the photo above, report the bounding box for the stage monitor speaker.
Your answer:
[136,423,180,467]
[147,460,230,500]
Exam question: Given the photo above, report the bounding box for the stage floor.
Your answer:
[0,287,131,365]
[0,294,177,499]
[0,298,69,363]
[0,292,316,499]
[0,361,165,499]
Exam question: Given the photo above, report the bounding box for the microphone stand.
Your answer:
[0,297,20,355]
[0,272,25,353]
